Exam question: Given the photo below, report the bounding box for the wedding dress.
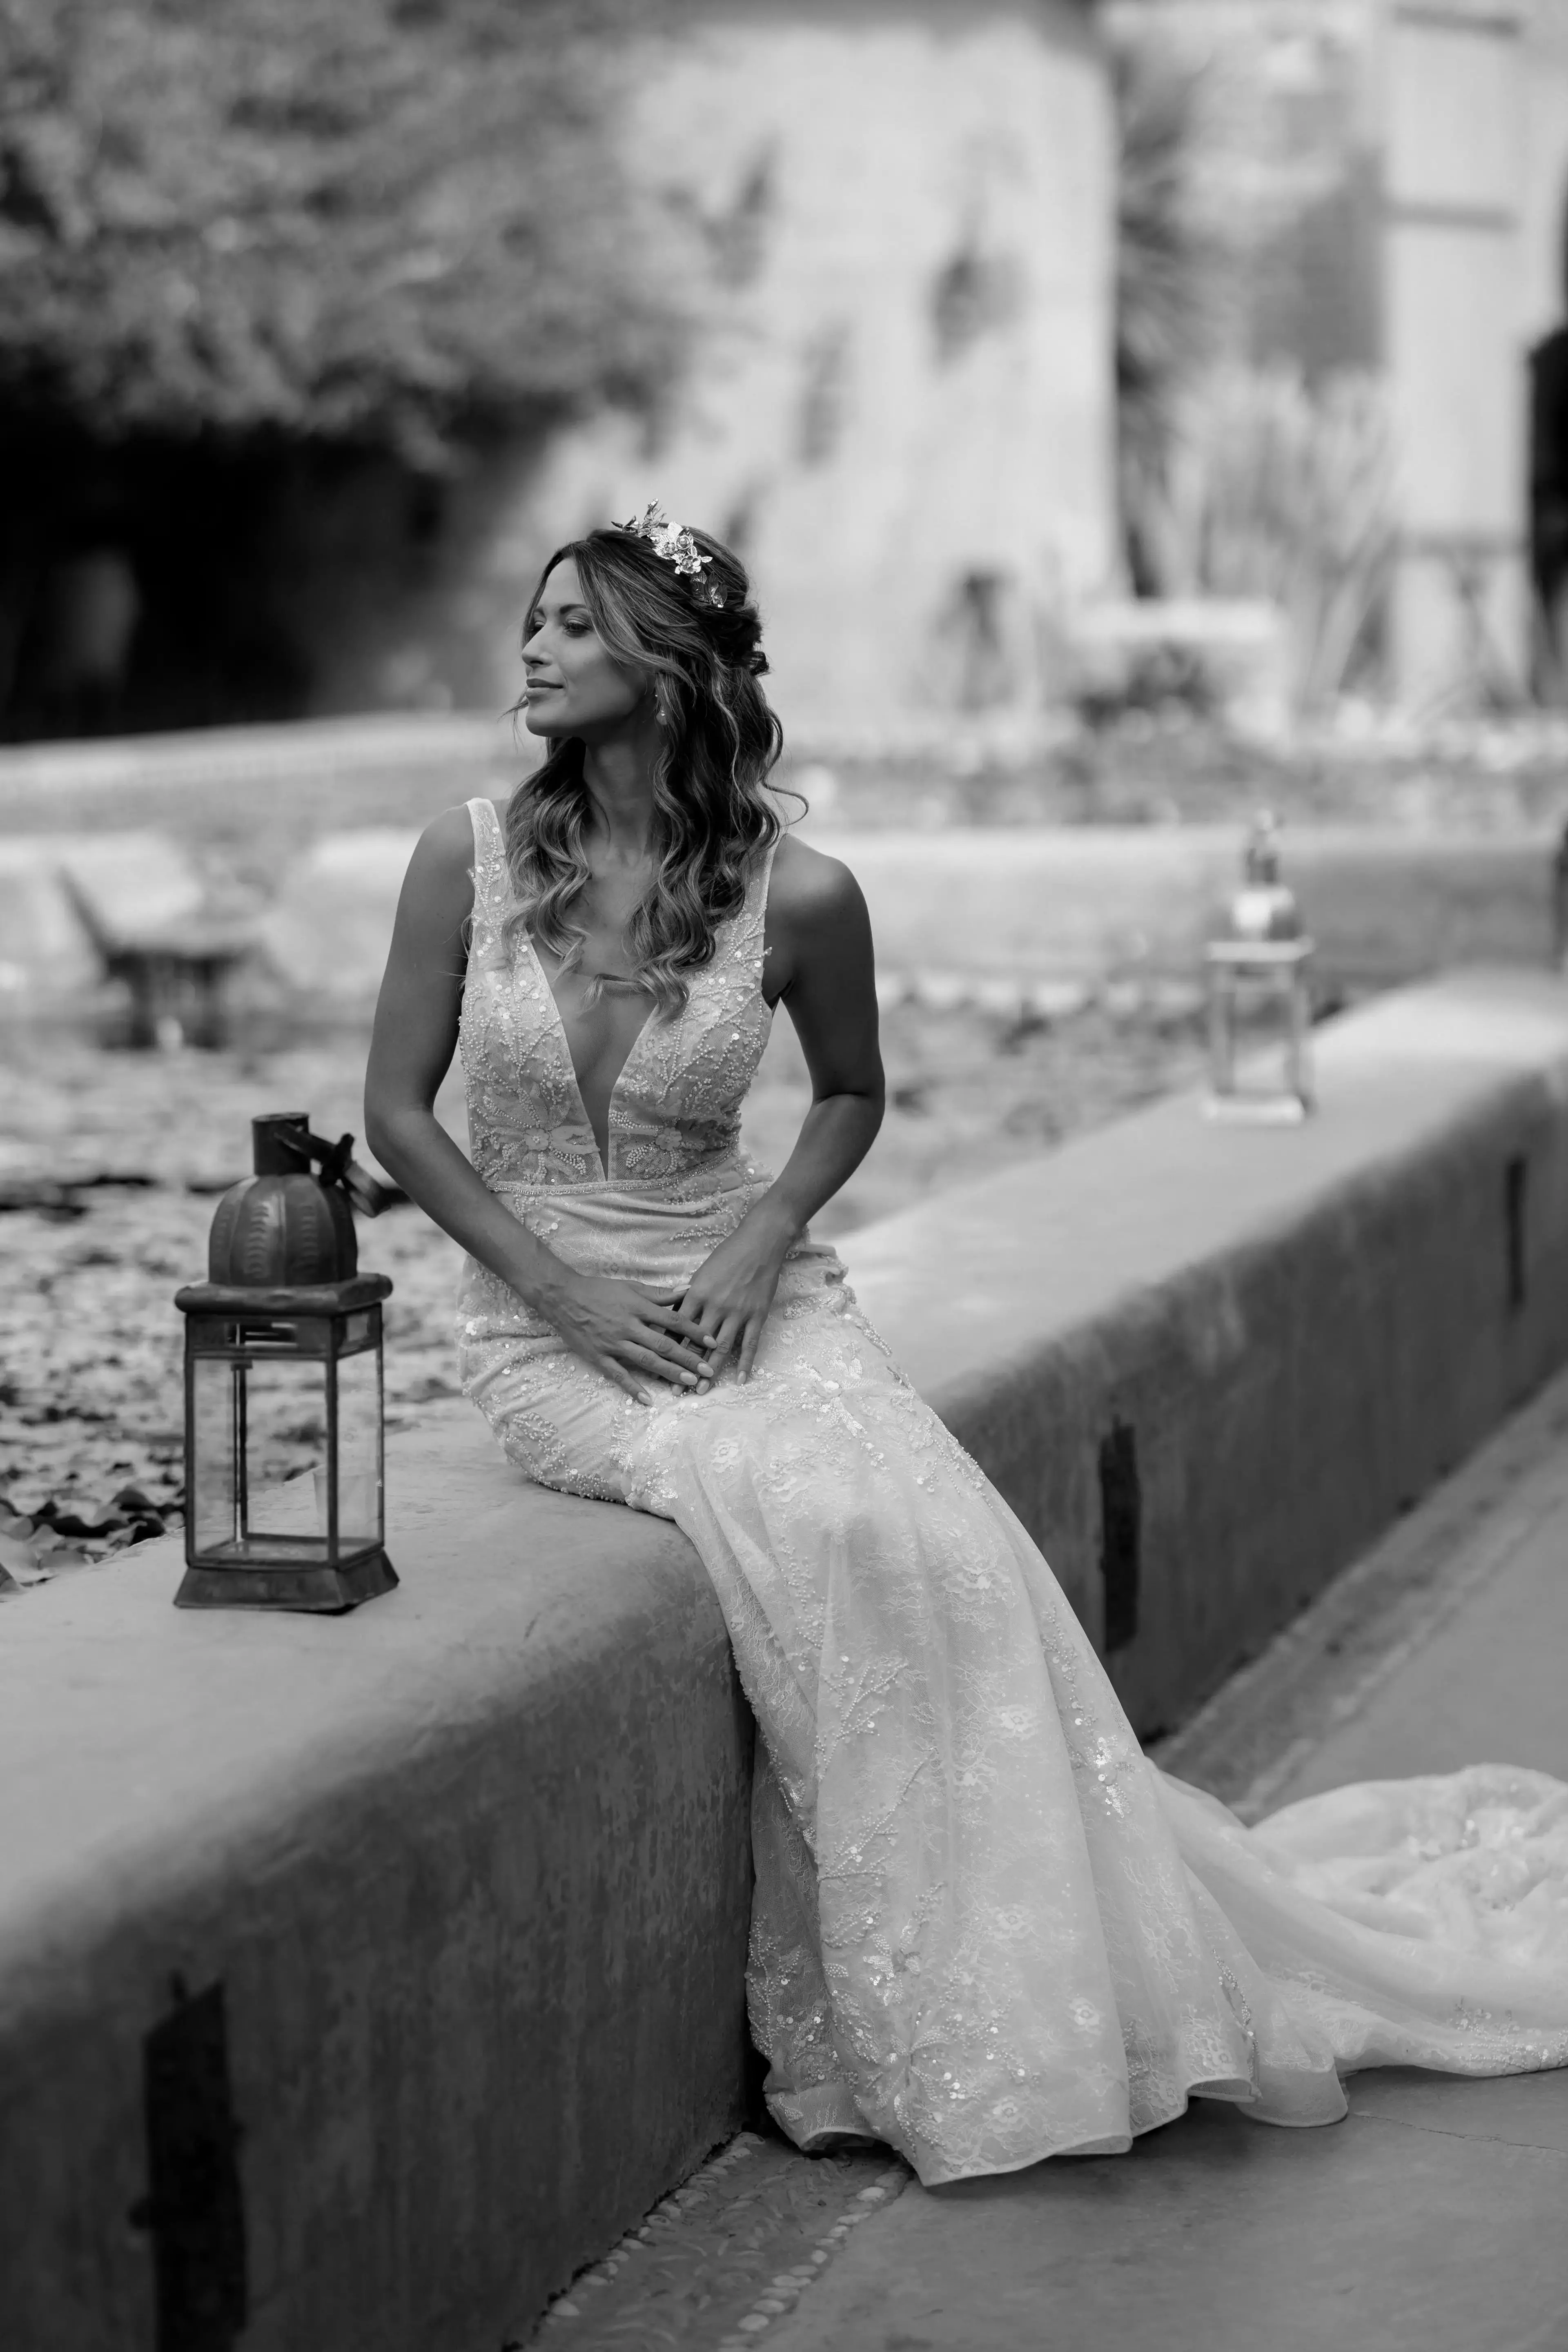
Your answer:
[454,798,1568,2187]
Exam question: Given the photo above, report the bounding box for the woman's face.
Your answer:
[520,558,648,739]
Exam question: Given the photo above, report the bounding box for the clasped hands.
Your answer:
[538,1214,793,1406]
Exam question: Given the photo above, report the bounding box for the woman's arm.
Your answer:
[363,807,710,1405]
[679,835,885,1381]
[754,835,885,1233]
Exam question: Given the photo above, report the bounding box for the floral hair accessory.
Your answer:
[616,500,726,607]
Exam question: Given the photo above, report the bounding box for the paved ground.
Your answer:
[532,1368,1568,2351]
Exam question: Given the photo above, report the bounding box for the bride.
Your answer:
[364,506,1568,2187]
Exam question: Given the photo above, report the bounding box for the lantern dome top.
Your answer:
[1218,811,1303,945]
[205,1114,361,1289]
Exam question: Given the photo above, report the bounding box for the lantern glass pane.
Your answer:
[243,1354,334,1533]
[333,1346,384,1549]
[1205,962,1312,1118]
[339,1309,378,1355]
[190,1355,238,1555]
[1230,980,1303,1098]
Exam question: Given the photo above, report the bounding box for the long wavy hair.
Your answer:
[502,523,787,1015]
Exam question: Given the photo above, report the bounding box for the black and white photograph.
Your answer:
[2,3,1567,2348]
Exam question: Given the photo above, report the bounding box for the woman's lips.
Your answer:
[524,681,562,699]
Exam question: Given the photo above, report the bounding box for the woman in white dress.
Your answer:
[364,508,1568,2189]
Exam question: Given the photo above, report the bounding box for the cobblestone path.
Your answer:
[526,2133,910,2350]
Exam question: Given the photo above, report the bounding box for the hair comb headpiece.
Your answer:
[616,501,726,608]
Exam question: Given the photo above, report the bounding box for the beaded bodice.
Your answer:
[459,797,776,1192]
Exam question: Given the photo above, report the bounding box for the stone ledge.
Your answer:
[856,967,1568,1735]
[9,967,1568,2348]
[1,1442,752,2351]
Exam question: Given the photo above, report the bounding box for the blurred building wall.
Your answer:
[1523,0,1568,336]
[1379,0,1531,707]
[1113,0,1568,709]
[351,0,1116,740]
[1376,0,1568,705]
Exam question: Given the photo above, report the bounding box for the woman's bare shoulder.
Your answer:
[401,802,480,918]
[767,828,864,928]
[416,798,502,866]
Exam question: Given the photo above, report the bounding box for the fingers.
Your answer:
[705,1311,746,1381]
[644,1298,719,1354]
[642,1328,709,1377]
[690,1319,717,1389]
[610,1287,767,1394]
[623,1343,704,1389]
[639,1297,718,1367]
[638,1290,713,1344]
[647,1307,716,1355]
[598,1358,653,1407]
[737,1311,765,1384]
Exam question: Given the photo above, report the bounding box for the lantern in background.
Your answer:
[1205,814,1315,1124]
[174,1114,397,1611]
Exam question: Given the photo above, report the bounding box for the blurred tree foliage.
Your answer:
[0,0,679,461]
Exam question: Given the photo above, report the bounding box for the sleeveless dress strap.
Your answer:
[736,836,780,986]
[465,797,509,959]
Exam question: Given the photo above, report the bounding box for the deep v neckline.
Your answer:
[466,802,780,1192]
[521,932,662,1182]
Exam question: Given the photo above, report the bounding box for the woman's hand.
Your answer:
[679,1212,794,1385]
[541,1274,715,1406]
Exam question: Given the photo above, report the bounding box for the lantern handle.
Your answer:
[248,1113,397,1216]
[304,1128,395,1220]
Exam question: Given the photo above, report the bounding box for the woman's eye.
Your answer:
[561,620,590,637]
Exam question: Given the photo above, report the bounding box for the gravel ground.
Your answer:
[0,991,1215,1575]
[0,1029,470,1585]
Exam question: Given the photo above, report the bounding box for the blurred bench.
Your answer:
[58,866,256,1048]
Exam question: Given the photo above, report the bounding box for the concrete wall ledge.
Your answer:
[2,1451,752,2352]
[9,967,1568,2347]
[849,967,1568,1734]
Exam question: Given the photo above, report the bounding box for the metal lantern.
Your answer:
[173,1113,398,1612]
[1205,813,1316,1124]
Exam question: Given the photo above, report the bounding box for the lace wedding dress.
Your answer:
[454,798,1568,2187]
